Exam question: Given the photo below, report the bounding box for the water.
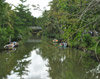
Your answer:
[7,49,49,79]
[0,37,100,79]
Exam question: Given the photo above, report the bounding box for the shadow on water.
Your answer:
[0,37,100,79]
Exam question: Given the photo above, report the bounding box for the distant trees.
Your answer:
[0,0,36,50]
[14,1,36,27]
[40,0,100,53]
[0,0,15,49]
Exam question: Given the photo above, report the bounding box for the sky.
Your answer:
[6,0,52,17]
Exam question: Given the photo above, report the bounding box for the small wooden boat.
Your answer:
[4,44,15,50]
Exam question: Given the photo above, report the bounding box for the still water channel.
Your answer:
[0,37,100,79]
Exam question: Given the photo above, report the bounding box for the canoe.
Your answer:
[4,44,14,50]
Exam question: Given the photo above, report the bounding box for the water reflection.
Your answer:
[27,39,41,43]
[7,49,49,79]
[87,63,100,79]
[0,40,100,79]
[27,35,42,43]
[38,41,99,79]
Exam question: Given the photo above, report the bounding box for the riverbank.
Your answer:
[0,28,32,51]
[42,37,100,62]
[1,38,99,79]
[66,42,100,62]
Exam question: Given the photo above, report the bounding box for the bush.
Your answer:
[83,34,92,47]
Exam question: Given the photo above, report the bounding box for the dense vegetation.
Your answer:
[37,0,100,55]
[0,0,36,50]
[0,0,100,78]
[1,0,100,56]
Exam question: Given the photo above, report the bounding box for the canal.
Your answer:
[0,37,100,79]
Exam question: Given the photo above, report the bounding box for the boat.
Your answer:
[59,42,67,49]
[4,44,15,50]
[53,39,58,43]
[10,42,19,47]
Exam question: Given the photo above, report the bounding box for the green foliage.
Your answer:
[39,0,100,53]
[0,27,14,49]
[0,0,36,50]
[83,34,92,47]
[20,0,27,3]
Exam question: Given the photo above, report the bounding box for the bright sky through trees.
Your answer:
[6,0,52,17]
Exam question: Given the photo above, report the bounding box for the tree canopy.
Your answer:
[38,0,100,53]
[0,0,36,50]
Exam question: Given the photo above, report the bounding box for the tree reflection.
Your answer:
[0,41,99,79]
[39,41,99,79]
[0,42,34,79]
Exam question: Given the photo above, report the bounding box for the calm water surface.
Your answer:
[0,37,100,79]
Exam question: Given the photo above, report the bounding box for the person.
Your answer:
[59,41,67,49]
[53,39,58,43]
[63,42,67,49]
[59,43,62,49]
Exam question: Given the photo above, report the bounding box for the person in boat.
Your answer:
[53,39,58,43]
[63,42,67,48]
[10,42,19,47]
[59,41,67,49]
[59,42,63,49]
